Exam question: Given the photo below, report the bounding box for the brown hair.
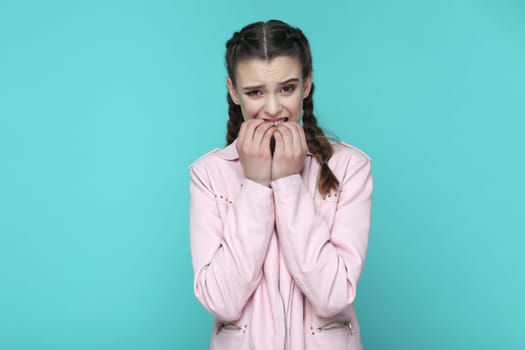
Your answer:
[225,20,339,195]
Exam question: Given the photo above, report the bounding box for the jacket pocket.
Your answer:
[211,321,247,350]
[308,318,357,350]
[216,321,245,334]
[316,320,354,334]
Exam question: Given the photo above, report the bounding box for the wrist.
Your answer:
[246,176,271,187]
[271,173,302,190]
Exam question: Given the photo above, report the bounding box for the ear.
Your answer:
[226,77,240,105]
[303,72,313,99]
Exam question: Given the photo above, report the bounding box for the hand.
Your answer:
[272,122,307,181]
[236,119,275,187]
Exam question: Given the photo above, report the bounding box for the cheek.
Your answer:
[239,100,261,120]
[285,96,304,120]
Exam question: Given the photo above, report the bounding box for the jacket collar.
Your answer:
[218,139,240,160]
[218,139,313,161]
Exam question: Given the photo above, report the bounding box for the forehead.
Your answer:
[234,56,302,86]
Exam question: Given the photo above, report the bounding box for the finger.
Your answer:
[273,129,285,156]
[261,123,275,142]
[288,122,308,154]
[276,124,293,153]
[261,125,275,153]
[253,122,273,148]
[287,122,308,153]
[297,124,308,151]
[237,121,247,147]
[282,122,301,148]
[244,119,265,142]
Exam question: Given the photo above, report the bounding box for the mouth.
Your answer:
[264,117,289,126]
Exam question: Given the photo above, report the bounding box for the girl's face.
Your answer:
[227,56,312,124]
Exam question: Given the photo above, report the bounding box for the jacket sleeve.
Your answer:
[189,163,275,321]
[272,157,373,318]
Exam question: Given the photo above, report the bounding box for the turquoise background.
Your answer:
[1,0,524,349]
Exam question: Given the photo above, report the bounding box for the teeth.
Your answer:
[268,118,288,127]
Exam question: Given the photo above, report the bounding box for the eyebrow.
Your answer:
[242,78,300,91]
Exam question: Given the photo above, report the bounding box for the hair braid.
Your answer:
[302,83,340,195]
[226,92,243,145]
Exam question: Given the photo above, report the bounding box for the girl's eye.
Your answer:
[246,90,262,97]
[281,85,296,94]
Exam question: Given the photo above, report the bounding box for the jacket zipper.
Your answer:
[317,320,353,335]
[280,294,287,350]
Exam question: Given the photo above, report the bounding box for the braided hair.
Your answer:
[224,20,339,195]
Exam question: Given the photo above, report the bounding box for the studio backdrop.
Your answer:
[1,0,524,349]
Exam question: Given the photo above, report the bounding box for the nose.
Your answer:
[263,94,282,117]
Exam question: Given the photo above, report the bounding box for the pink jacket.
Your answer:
[189,139,373,350]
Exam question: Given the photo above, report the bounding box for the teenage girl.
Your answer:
[189,19,373,350]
